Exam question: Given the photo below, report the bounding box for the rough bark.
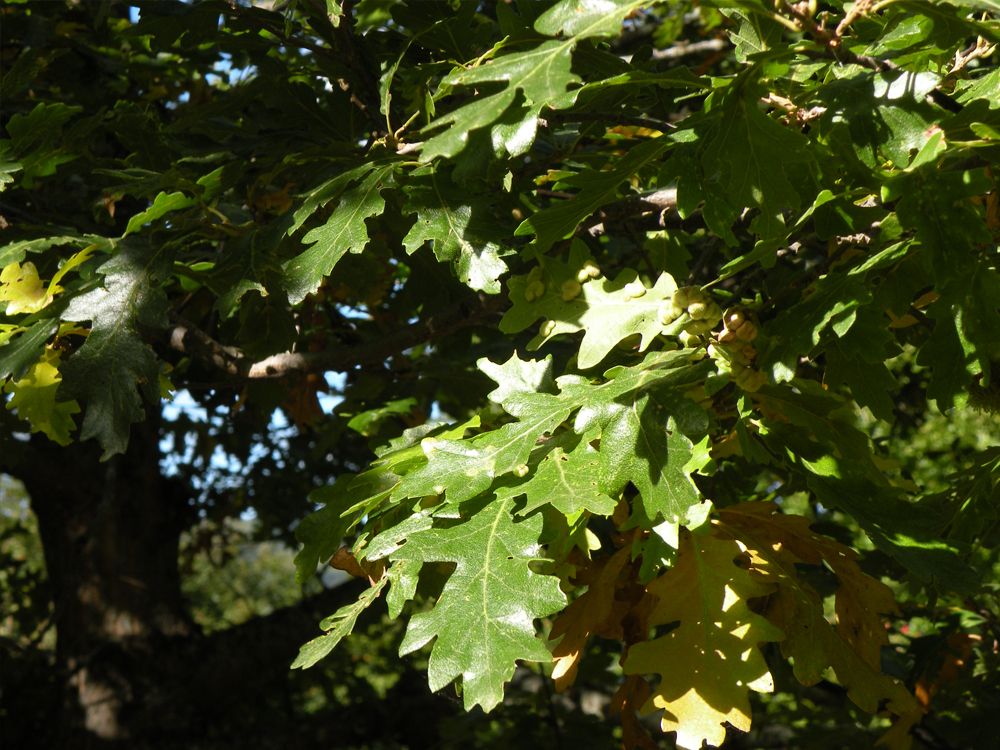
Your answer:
[3,418,422,749]
[12,417,195,747]
[2,399,469,750]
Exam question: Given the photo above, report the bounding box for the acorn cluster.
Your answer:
[658,286,723,347]
[708,308,766,392]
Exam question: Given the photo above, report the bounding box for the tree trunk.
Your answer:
[4,418,386,749]
[12,417,194,747]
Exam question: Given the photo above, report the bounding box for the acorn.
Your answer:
[734,320,758,342]
[576,260,602,282]
[734,367,766,392]
[524,279,546,301]
[561,279,582,301]
[657,301,679,325]
[678,330,701,348]
[689,300,721,321]
[723,308,747,331]
[684,318,715,335]
[672,286,695,309]
[623,279,646,299]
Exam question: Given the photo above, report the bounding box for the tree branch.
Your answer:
[651,38,728,61]
[584,188,680,237]
[168,294,505,380]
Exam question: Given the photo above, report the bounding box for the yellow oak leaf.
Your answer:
[0,247,95,316]
[718,502,897,669]
[4,349,80,445]
[0,261,53,314]
[716,503,920,746]
[549,546,632,691]
[609,675,659,750]
[623,527,783,750]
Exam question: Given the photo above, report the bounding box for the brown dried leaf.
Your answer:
[549,546,632,691]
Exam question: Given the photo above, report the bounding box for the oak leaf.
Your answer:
[623,527,782,750]
[388,497,566,712]
[716,504,920,743]
[548,546,632,690]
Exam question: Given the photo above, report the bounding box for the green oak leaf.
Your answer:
[293,471,398,584]
[387,497,566,712]
[804,459,978,591]
[669,75,812,244]
[0,152,20,192]
[725,9,783,63]
[581,390,708,527]
[917,299,977,408]
[477,351,555,407]
[395,393,574,503]
[392,352,709,503]
[421,40,580,161]
[295,417,486,582]
[754,381,877,469]
[0,319,57,381]
[0,234,109,268]
[283,164,394,304]
[501,242,681,369]
[824,310,899,422]
[402,169,509,293]
[421,0,679,163]
[891,166,992,280]
[956,67,1000,107]
[286,163,381,237]
[396,351,706,505]
[534,0,645,40]
[514,138,671,251]
[497,434,616,518]
[4,102,81,184]
[124,190,195,236]
[61,243,169,459]
[291,577,388,669]
[761,273,871,382]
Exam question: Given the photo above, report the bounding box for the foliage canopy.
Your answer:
[3,0,1000,747]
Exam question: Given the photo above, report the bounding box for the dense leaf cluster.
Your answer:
[3,0,1000,747]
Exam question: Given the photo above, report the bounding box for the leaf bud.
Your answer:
[687,301,709,320]
[576,260,601,282]
[560,279,582,301]
[432,484,446,496]
[657,301,678,325]
[524,279,546,301]
[685,319,715,335]
[540,319,557,337]
[672,286,692,308]
[677,330,700,348]
[513,463,530,478]
[623,279,646,299]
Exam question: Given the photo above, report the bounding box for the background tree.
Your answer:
[1,1,999,749]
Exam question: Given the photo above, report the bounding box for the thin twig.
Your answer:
[651,37,728,61]
[167,295,504,380]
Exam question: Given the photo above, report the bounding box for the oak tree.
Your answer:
[2,1,1000,748]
